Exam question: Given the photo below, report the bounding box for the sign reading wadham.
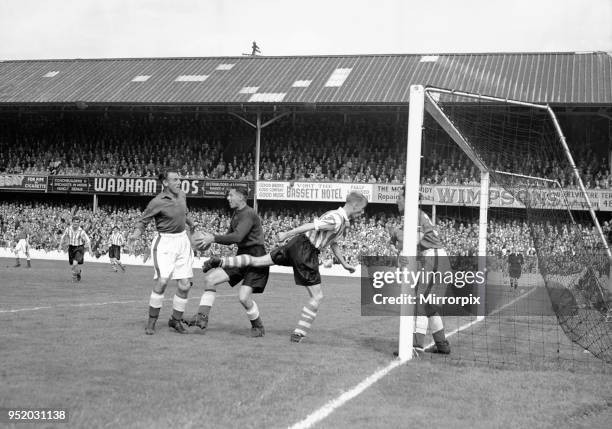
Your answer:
[91,177,254,198]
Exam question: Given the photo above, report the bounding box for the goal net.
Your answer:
[402,86,612,368]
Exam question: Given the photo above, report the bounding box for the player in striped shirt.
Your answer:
[58,216,92,283]
[108,226,126,272]
[206,191,368,342]
[391,187,451,354]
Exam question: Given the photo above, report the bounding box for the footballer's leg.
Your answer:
[25,249,31,268]
[291,284,323,342]
[168,278,191,334]
[147,279,168,335]
[71,261,79,282]
[184,268,229,330]
[239,285,265,337]
[218,254,274,269]
[429,314,450,354]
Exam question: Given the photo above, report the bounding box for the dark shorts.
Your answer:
[509,266,522,279]
[109,245,121,260]
[270,234,321,286]
[224,245,270,294]
[68,245,84,265]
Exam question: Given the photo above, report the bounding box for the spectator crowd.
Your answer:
[0,113,609,188]
[1,201,609,273]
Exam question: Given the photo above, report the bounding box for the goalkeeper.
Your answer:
[391,186,451,354]
[183,187,268,337]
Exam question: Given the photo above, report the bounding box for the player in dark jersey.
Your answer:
[13,228,31,268]
[204,191,368,342]
[392,187,451,355]
[507,246,524,290]
[128,170,197,335]
[182,187,269,337]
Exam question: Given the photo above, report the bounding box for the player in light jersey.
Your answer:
[58,216,92,282]
[391,187,451,354]
[108,226,127,272]
[13,228,31,268]
[205,191,368,342]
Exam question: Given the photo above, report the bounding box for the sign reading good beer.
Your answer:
[0,175,47,190]
[257,181,374,202]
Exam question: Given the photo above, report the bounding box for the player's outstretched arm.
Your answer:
[278,221,337,242]
[331,242,356,273]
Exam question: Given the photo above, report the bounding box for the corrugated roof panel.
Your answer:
[0,53,611,105]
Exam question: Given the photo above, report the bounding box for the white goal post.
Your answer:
[399,84,612,362]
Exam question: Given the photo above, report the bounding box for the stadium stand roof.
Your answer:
[0,52,610,106]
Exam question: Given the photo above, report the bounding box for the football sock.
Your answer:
[149,292,164,318]
[222,255,252,268]
[432,329,447,344]
[414,315,429,348]
[413,333,426,348]
[429,315,444,333]
[294,303,318,337]
[246,301,263,327]
[172,295,188,321]
[198,290,216,316]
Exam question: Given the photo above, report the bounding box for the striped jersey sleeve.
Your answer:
[305,208,348,249]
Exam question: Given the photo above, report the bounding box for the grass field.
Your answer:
[1,258,612,429]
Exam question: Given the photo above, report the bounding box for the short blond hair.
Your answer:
[346,191,368,206]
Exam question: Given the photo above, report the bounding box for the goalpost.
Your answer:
[400,84,612,365]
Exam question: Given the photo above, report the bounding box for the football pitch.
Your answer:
[1,258,612,429]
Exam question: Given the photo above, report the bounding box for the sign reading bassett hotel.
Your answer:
[257,181,373,202]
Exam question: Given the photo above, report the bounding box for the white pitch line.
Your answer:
[0,294,235,314]
[289,286,538,429]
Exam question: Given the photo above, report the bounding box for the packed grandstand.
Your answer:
[0,112,610,188]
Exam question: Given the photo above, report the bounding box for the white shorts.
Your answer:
[14,239,29,255]
[150,231,194,280]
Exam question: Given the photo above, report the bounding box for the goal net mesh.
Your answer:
[419,89,612,367]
